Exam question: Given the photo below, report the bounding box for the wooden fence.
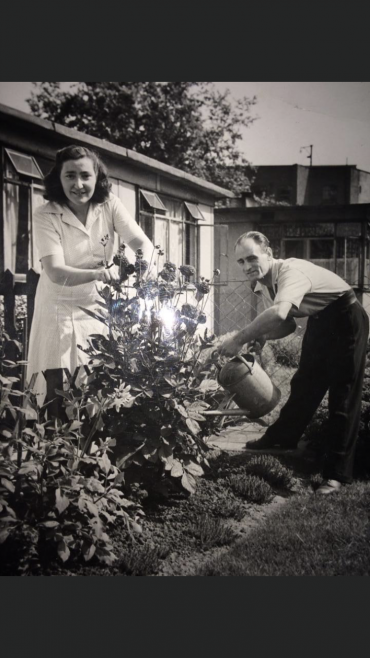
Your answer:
[0,269,40,342]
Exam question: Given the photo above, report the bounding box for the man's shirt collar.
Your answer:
[253,259,282,293]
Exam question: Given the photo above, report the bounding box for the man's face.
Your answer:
[235,238,272,281]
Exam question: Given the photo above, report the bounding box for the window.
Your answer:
[138,190,200,268]
[310,239,334,259]
[184,202,205,221]
[283,239,305,259]
[140,190,167,213]
[3,148,45,274]
[5,149,43,179]
[322,185,338,204]
[277,187,291,203]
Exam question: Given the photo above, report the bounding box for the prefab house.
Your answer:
[0,103,234,336]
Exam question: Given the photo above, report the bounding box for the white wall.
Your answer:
[110,178,136,260]
[198,204,214,333]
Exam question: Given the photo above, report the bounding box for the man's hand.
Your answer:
[248,337,266,354]
[218,333,245,358]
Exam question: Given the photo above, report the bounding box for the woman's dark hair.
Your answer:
[43,145,111,204]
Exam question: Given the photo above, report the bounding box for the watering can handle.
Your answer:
[235,354,254,375]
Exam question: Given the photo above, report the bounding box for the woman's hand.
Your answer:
[96,265,120,284]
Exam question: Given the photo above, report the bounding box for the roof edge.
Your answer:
[0,102,235,198]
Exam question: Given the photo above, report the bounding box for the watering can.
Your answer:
[217,353,281,419]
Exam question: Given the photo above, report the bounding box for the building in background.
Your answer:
[215,165,370,335]
[0,103,234,334]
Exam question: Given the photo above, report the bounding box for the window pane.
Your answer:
[155,218,168,261]
[284,240,305,259]
[138,214,154,243]
[186,223,198,268]
[336,238,359,285]
[161,195,183,219]
[310,240,334,259]
[169,220,183,267]
[4,182,30,273]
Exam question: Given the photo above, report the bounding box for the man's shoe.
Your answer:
[316,479,342,495]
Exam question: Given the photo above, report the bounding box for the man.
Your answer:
[218,231,369,495]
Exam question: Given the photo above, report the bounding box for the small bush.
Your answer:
[269,335,301,368]
[229,474,274,504]
[119,543,169,576]
[245,455,295,490]
[211,497,246,521]
[190,513,236,549]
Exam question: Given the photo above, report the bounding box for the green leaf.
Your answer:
[41,520,60,528]
[0,478,15,493]
[83,543,96,562]
[57,540,70,563]
[114,472,125,486]
[184,461,204,477]
[18,464,38,475]
[0,528,11,544]
[55,488,70,514]
[197,379,219,394]
[170,460,183,477]
[86,500,99,517]
[185,418,201,435]
[98,452,111,475]
[181,471,196,494]
[78,307,109,325]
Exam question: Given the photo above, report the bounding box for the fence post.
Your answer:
[1,269,16,339]
[26,268,40,339]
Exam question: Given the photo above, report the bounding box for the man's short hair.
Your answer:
[234,231,270,252]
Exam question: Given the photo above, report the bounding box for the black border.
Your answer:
[1,9,368,635]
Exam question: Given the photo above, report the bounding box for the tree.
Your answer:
[27,82,257,193]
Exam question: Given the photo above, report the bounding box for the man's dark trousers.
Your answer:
[262,290,369,483]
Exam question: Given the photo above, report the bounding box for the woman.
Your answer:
[27,145,155,413]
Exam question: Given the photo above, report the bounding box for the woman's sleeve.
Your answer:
[33,210,64,260]
[110,195,154,259]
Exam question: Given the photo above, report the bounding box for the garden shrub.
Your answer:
[269,334,301,369]
[0,243,227,569]
[0,415,144,574]
[119,542,170,576]
[244,455,295,490]
[189,513,237,549]
[59,243,225,497]
[228,474,274,504]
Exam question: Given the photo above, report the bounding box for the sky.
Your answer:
[1,81,370,172]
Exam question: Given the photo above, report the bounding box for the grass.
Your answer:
[196,480,370,576]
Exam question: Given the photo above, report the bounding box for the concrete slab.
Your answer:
[207,423,265,452]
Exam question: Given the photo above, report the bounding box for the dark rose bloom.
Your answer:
[159,269,176,282]
[195,281,210,296]
[181,303,198,319]
[135,259,149,275]
[179,265,196,277]
[163,261,177,272]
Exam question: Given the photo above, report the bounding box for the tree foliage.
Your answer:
[27,82,257,192]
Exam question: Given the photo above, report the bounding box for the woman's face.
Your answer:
[60,157,97,208]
